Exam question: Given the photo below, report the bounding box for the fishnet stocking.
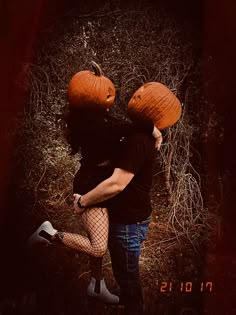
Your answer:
[61,207,109,257]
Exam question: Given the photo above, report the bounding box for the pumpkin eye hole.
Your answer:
[133,94,141,100]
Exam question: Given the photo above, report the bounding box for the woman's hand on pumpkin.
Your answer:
[152,126,163,150]
[73,193,84,214]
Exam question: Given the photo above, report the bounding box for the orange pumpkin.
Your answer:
[128,82,182,129]
[68,61,115,110]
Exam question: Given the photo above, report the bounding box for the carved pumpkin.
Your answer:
[128,82,182,129]
[68,61,115,110]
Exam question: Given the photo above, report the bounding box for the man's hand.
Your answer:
[152,126,163,150]
[74,168,134,208]
[73,193,84,214]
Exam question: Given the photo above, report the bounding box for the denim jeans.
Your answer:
[108,217,151,315]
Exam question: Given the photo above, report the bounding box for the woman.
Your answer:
[29,106,162,304]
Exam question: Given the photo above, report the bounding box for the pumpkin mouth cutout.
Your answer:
[106,87,115,101]
[106,94,115,103]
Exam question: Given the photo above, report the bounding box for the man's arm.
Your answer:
[74,168,134,211]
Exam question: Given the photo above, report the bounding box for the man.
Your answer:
[73,129,158,315]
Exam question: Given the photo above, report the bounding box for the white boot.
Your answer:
[28,221,57,246]
[87,277,119,304]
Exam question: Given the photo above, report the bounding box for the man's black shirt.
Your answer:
[107,132,156,223]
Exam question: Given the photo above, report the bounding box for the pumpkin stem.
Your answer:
[91,61,103,76]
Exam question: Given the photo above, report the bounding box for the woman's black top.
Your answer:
[65,109,153,195]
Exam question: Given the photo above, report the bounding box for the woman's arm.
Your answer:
[152,126,163,150]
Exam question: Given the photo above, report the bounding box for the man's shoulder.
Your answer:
[119,132,155,158]
[123,132,154,146]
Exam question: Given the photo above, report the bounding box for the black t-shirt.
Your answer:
[107,132,156,224]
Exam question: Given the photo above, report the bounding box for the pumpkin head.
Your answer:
[68,61,115,110]
[128,82,182,129]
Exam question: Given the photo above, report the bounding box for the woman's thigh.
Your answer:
[81,207,109,246]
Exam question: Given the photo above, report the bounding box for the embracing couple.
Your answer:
[29,62,181,315]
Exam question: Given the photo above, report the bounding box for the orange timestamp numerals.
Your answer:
[156,281,213,293]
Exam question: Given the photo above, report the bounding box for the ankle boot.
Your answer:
[28,221,57,246]
[87,277,119,304]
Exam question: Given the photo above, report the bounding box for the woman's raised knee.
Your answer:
[93,245,107,257]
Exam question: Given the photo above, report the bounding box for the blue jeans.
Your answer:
[108,217,151,315]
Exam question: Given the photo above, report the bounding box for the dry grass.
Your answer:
[17,2,216,272]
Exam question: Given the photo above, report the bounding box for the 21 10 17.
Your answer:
[157,281,213,293]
